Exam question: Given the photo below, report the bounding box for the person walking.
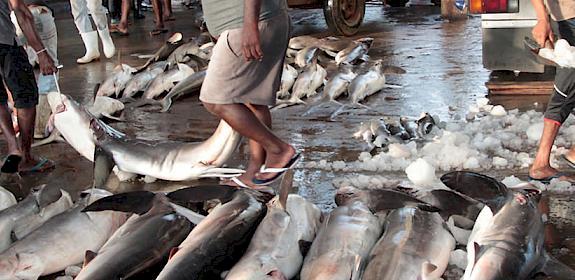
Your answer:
[200,0,298,188]
[70,0,116,63]
[529,0,575,183]
[0,0,57,173]
[10,0,59,138]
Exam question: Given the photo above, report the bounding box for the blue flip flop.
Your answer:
[19,157,55,174]
[528,172,572,184]
[1,154,21,173]
[252,153,301,186]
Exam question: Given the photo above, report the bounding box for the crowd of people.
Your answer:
[0,0,573,190]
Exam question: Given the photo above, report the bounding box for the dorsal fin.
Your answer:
[82,191,156,215]
[278,169,294,211]
[440,171,508,211]
[167,185,237,204]
[366,188,440,213]
[83,250,97,267]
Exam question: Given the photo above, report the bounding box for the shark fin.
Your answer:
[278,169,293,211]
[93,146,115,189]
[538,252,575,279]
[82,191,156,215]
[440,171,508,212]
[365,188,439,213]
[167,185,238,204]
[168,202,206,224]
[83,250,97,267]
[421,261,438,280]
[351,254,364,280]
[168,247,179,260]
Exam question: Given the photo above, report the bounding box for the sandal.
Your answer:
[150,28,168,36]
[252,153,301,186]
[19,157,55,174]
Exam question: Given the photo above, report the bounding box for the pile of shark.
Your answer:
[1,162,574,279]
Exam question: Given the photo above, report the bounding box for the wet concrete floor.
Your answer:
[0,1,573,278]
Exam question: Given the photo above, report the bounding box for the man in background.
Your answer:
[529,0,575,183]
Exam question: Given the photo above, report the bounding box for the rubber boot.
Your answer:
[98,28,116,58]
[77,31,100,64]
[34,94,51,139]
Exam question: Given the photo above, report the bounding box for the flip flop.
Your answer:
[110,27,130,36]
[252,153,301,186]
[19,157,55,174]
[223,177,275,195]
[1,154,21,173]
[561,154,575,169]
[528,172,573,184]
[150,28,168,36]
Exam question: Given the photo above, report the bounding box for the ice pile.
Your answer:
[538,39,575,68]
[405,158,437,187]
[307,98,575,177]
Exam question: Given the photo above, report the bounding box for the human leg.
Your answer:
[203,102,295,183]
[162,0,173,21]
[150,0,166,34]
[112,0,131,33]
[87,0,116,58]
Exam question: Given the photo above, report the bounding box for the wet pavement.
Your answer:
[0,1,574,279]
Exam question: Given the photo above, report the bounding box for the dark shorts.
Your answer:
[544,18,575,124]
[0,43,38,108]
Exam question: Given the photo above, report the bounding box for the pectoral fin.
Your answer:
[93,146,115,188]
[83,250,97,267]
[440,171,508,212]
[167,185,238,204]
[82,191,156,215]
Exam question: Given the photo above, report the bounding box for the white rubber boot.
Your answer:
[77,31,100,64]
[98,28,116,58]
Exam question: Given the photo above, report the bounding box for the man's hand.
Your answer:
[532,18,554,48]
[37,51,57,75]
[241,24,263,61]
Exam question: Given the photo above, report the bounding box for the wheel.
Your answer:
[323,0,366,36]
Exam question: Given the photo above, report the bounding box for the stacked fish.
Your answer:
[354,112,438,151]
[95,32,213,112]
[1,171,571,280]
[276,35,405,111]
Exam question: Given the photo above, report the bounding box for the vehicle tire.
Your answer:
[386,0,408,7]
[323,0,366,36]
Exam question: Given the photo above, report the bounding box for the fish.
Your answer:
[142,63,196,100]
[0,189,129,279]
[317,36,353,56]
[324,66,357,103]
[156,188,270,280]
[74,188,213,280]
[274,60,326,109]
[277,63,298,100]
[122,63,167,99]
[300,200,383,280]
[87,96,125,121]
[96,64,138,97]
[441,171,575,280]
[348,60,386,106]
[382,117,411,141]
[416,112,436,137]
[362,207,456,280]
[288,35,319,50]
[0,185,73,252]
[90,118,244,182]
[160,70,206,112]
[335,38,373,65]
[167,41,211,65]
[399,117,418,139]
[137,32,184,71]
[226,194,322,280]
[295,47,320,68]
[416,189,482,221]
[0,187,16,212]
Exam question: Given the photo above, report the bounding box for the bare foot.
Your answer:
[255,145,296,182]
[529,166,575,182]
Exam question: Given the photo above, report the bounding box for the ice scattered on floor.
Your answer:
[501,175,526,188]
[307,98,575,191]
[539,39,575,68]
[65,266,81,277]
[332,175,401,190]
[405,158,437,187]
